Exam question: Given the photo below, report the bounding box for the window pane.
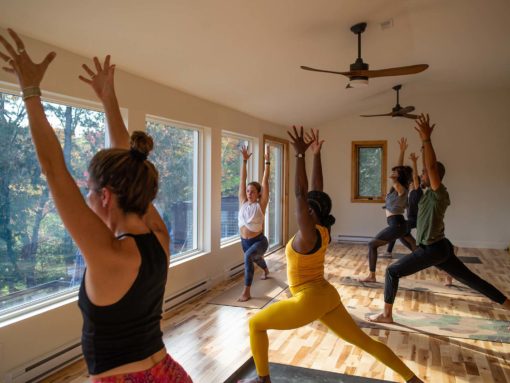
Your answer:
[146,120,199,258]
[221,135,250,242]
[265,143,283,249]
[0,92,105,316]
[358,147,382,197]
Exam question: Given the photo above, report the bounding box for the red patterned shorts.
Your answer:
[91,354,193,383]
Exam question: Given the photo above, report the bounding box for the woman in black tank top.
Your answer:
[2,31,192,382]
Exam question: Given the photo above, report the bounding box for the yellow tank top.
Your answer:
[286,225,330,288]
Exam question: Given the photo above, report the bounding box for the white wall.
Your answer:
[0,28,289,376]
[316,88,510,249]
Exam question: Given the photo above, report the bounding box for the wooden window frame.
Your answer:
[351,140,387,203]
[263,135,290,246]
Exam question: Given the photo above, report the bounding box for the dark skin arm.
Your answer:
[415,114,441,191]
[305,128,324,192]
[287,126,316,253]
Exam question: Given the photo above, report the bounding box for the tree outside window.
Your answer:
[351,141,387,203]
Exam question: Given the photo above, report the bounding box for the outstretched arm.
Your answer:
[415,114,441,191]
[306,128,324,192]
[0,29,117,268]
[79,55,168,247]
[79,56,129,149]
[238,145,251,204]
[397,137,407,166]
[259,145,270,213]
[409,152,420,189]
[287,126,315,253]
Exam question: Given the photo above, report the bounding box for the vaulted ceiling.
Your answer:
[0,0,509,126]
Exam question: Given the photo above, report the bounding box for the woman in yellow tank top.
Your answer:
[239,127,423,383]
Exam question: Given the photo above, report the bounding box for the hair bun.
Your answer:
[130,131,154,157]
[324,214,336,227]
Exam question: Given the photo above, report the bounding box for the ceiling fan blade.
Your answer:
[345,64,429,79]
[300,65,350,76]
[360,112,393,117]
[402,114,419,119]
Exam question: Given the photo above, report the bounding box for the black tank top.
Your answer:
[78,232,168,374]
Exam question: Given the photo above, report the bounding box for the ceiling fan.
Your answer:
[360,84,418,119]
[300,22,428,88]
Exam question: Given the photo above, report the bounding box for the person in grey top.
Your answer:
[361,138,416,282]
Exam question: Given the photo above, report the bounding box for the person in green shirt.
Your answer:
[368,114,510,324]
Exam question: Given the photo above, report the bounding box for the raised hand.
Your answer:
[240,145,252,161]
[409,152,419,163]
[0,29,56,89]
[414,113,435,142]
[287,125,312,156]
[398,137,408,152]
[264,145,270,163]
[79,55,116,102]
[305,128,324,155]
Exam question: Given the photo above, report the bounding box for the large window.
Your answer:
[146,117,200,259]
[263,136,289,251]
[221,133,253,243]
[0,91,105,318]
[351,141,387,203]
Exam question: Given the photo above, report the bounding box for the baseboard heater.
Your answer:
[5,341,82,383]
[163,279,210,312]
[227,261,245,279]
[336,235,371,244]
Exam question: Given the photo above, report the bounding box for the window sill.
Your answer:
[169,250,210,268]
[220,237,241,249]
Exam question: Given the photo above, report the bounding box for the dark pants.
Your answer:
[386,219,417,253]
[242,234,269,286]
[368,215,415,272]
[384,238,507,304]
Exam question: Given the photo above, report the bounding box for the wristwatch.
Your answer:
[296,153,305,158]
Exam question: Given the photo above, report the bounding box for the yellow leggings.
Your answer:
[248,280,415,381]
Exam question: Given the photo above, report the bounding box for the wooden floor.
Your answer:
[43,244,510,383]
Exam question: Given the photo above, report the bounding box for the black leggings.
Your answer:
[368,215,416,272]
[386,219,417,253]
[384,238,507,304]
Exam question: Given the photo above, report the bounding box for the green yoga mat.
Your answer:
[225,357,397,383]
[349,306,510,343]
[340,276,482,296]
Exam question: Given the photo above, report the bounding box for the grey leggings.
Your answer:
[368,215,416,272]
[384,238,507,304]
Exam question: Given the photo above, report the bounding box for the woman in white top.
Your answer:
[237,145,271,301]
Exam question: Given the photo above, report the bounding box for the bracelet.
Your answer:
[243,159,248,163]
[265,161,270,165]
[422,139,431,143]
[21,86,42,101]
[296,153,305,158]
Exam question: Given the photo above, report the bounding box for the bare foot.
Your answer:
[366,312,394,324]
[359,275,377,283]
[444,275,453,286]
[381,251,393,258]
[238,376,271,383]
[406,375,424,383]
[260,268,269,280]
[238,293,251,302]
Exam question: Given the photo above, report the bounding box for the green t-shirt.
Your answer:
[416,184,450,245]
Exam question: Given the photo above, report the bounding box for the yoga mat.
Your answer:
[349,306,510,343]
[208,271,288,309]
[225,357,396,383]
[381,253,482,264]
[339,276,482,296]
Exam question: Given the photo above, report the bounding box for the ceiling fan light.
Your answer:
[349,78,368,88]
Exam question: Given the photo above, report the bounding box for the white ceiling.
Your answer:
[0,0,509,126]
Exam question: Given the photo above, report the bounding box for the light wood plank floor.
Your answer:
[43,244,510,383]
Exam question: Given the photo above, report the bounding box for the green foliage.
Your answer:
[358,147,382,197]
[0,92,105,309]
